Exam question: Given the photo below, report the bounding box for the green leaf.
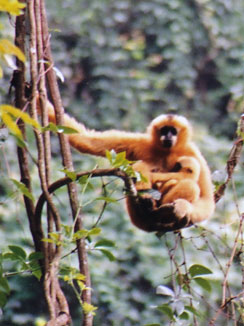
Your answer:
[60,168,77,181]
[113,151,126,167]
[73,229,89,241]
[189,264,212,277]
[3,252,18,260]
[0,255,3,274]
[0,277,10,295]
[41,122,58,133]
[105,149,116,163]
[42,238,55,244]
[0,1,26,16]
[74,273,86,281]
[29,260,42,280]
[14,134,26,148]
[179,311,189,320]
[48,232,62,245]
[88,228,101,236]
[94,239,115,248]
[78,175,90,185]
[157,304,174,319]
[82,302,97,316]
[96,196,118,203]
[0,292,7,308]
[1,112,22,139]
[185,305,201,317]
[99,249,116,261]
[49,233,60,241]
[8,245,27,260]
[42,123,78,134]
[0,105,39,129]
[105,150,132,169]
[28,252,44,261]
[56,125,78,134]
[193,277,212,292]
[11,179,34,202]
[62,224,72,237]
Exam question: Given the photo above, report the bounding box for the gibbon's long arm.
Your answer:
[151,159,200,183]
[186,145,215,223]
[46,102,152,161]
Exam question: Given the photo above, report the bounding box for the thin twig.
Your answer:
[214,115,244,203]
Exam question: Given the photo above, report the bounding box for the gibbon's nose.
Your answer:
[162,139,173,148]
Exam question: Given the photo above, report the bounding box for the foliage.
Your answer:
[0,105,40,141]
[0,246,42,309]
[0,0,25,16]
[0,0,25,78]
[0,0,244,326]
[44,0,244,136]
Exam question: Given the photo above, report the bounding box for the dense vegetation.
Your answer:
[0,0,244,325]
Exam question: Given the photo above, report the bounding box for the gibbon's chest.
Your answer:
[147,152,181,173]
[157,146,197,171]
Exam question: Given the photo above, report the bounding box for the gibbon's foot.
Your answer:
[153,203,191,230]
[126,196,192,232]
[173,199,193,219]
[157,203,192,235]
[155,215,191,237]
[149,200,192,222]
[141,202,192,232]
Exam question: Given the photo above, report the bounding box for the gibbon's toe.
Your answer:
[173,199,192,219]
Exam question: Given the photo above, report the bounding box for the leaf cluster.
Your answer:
[0,246,43,308]
[154,264,212,323]
[44,0,244,136]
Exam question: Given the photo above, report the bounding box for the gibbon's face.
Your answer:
[159,126,178,148]
[148,114,191,149]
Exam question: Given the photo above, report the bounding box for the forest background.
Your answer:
[0,0,244,325]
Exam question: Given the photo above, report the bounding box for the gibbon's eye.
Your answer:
[160,126,177,136]
[159,126,178,148]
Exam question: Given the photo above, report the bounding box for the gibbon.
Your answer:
[41,100,215,231]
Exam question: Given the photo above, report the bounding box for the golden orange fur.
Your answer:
[133,156,201,205]
[43,100,215,228]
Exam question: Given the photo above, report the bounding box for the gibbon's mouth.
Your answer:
[162,139,173,148]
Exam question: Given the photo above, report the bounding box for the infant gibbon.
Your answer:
[41,100,215,230]
[133,156,200,205]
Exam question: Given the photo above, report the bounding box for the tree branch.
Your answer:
[214,114,244,203]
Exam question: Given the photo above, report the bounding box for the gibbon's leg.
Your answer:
[168,194,215,223]
[125,196,189,232]
[162,179,200,204]
[156,179,178,196]
[132,156,200,192]
[188,197,215,223]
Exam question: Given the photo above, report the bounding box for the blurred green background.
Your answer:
[1,0,244,325]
